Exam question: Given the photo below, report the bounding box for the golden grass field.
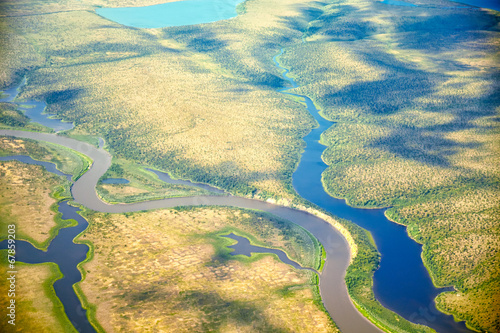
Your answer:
[0,160,62,248]
[77,207,336,332]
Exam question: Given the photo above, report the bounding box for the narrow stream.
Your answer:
[0,77,74,132]
[0,200,95,333]
[223,233,317,273]
[0,48,471,333]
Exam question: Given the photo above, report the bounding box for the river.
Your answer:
[0,129,380,332]
[0,45,470,333]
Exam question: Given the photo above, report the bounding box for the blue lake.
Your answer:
[380,0,417,7]
[96,0,245,29]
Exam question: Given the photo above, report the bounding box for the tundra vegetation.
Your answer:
[1,0,498,332]
[279,0,500,331]
[0,137,84,249]
[76,207,335,332]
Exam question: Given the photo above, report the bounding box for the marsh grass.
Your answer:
[0,261,77,333]
[76,206,336,332]
[96,158,215,204]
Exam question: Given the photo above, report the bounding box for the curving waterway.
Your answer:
[223,233,317,273]
[0,53,470,333]
[0,129,379,332]
[0,78,74,132]
[274,49,470,333]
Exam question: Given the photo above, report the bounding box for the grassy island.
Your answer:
[76,207,335,332]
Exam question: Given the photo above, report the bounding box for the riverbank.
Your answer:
[0,129,381,333]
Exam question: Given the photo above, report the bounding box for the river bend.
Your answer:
[0,129,380,333]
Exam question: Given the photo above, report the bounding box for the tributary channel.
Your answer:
[0,47,472,333]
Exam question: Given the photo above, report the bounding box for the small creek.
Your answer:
[223,233,317,273]
[0,78,74,132]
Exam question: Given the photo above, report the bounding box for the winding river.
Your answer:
[0,129,378,333]
[0,51,471,332]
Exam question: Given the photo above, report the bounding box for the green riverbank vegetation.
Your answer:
[76,206,336,332]
[279,0,500,331]
[0,0,325,201]
[0,136,90,249]
[96,158,216,204]
[0,262,77,332]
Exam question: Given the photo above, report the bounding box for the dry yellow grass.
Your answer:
[78,207,337,332]
[0,161,63,248]
[0,262,75,333]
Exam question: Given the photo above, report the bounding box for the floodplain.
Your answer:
[0,0,498,332]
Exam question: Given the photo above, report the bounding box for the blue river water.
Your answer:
[0,78,74,132]
[223,233,317,273]
[274,50,470,332]
[96,0,245,29]
[0,200,95,333]
[0,155,73,181]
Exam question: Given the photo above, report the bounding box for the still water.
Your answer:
[0,78,74,132]
[96,0,245,29]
